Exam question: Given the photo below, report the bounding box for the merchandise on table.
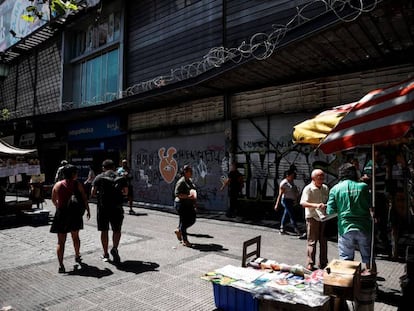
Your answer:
[202,258,331,309]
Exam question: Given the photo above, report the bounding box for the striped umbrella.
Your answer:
[319,78,414,154]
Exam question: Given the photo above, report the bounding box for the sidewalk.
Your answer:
[0,198,406,310]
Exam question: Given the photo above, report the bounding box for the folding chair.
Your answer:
[242,235,261,267]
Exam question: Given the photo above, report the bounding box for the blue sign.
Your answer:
[67,116,125,141]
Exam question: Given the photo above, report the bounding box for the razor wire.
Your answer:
[62,0,379,110]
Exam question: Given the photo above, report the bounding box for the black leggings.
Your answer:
[175,201,196,242]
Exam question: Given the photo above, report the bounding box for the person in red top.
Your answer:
[50,165,90,273]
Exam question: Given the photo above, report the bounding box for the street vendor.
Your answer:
[326,163,376,274]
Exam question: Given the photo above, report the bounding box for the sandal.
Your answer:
[174,229,182,241]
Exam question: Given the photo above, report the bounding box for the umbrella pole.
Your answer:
[370,144,375,270]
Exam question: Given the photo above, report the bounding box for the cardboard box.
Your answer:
[213,283,258,311]
[323,259,361,300]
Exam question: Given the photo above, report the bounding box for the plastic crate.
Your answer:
[213,283,258,311]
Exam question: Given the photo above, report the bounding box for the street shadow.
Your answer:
[127,212,148,217]
[376,287,402,307]
[67,262,113,278]
[191,243,228,252]
[187,233,214,239]
[111,260,159,274]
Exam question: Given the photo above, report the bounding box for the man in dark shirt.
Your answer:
[221,162,244,217]
[91,159,127,263]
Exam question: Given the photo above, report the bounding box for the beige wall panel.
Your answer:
[232,64,414,118]
[129,96,224,131]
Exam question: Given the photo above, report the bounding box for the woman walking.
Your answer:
[274,168,302,236]
[50,164,90,273]
[173,165,197,247]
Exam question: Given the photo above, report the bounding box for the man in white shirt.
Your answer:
[300,169,329,271]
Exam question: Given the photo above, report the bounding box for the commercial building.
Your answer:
[0,0,413,213]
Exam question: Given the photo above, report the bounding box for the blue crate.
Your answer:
[213,283,258,311]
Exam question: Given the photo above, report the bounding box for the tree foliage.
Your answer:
[22,0,78,22]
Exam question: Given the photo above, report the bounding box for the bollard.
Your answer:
[356,273,376,311]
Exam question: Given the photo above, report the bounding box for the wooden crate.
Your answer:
[323,259,361,301]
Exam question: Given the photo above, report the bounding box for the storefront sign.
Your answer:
[67,116,124,141]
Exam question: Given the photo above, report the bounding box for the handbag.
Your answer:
[66,181,86,216]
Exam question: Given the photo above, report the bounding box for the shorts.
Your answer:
[97,206,124,232]
[338,230,372,264]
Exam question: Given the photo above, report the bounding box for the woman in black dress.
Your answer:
[50,165,90,273]
[174,165,197,247]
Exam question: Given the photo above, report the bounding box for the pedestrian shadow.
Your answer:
[67,263,113,278]
[187,233,214,238]
[191,243,228,252]
[111,260,159,274]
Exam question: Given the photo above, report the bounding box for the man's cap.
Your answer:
[61,160,68,166]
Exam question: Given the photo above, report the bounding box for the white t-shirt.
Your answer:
[280,178,299,200]
[300,182,329,220]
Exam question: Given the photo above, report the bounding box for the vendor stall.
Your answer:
[0,139,49,226]
[202,258,331,311]
[202,257,373,311]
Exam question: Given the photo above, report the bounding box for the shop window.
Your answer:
[72,48,119,107]
[73,12,121,58]
[65,6,122,109]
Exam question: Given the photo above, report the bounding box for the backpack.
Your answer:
[98,172,126,208]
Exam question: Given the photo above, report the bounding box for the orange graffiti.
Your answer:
[158,147,178,184]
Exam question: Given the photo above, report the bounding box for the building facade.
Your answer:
[0,0,413,214]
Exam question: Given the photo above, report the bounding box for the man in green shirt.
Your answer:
[326,163,375,273]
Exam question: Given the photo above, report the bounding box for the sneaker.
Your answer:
[279,229,286,235]
[298,233,307,240]
[75,255,82,263]
[174,229,182,241]
[58,265,66,273]
[101,254,109,262]
[110,248,121,263]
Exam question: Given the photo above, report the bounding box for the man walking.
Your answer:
[54,160,68,183]
[220,162,244,217]
[91,159,127,263]
[327,163,376,273]
[300,169,329,271]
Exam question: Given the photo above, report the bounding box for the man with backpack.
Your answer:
[91,159,128,263]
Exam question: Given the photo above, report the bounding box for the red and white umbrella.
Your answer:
[318,78,414,154]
